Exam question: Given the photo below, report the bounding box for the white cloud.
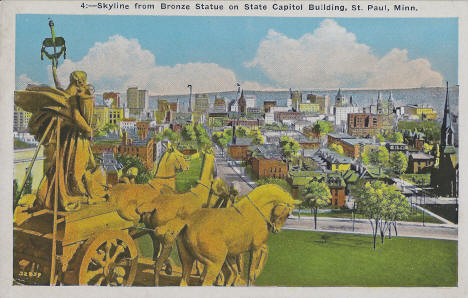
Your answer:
[245,19,443,89]
[55,35,267,94]
[16,74,40,90]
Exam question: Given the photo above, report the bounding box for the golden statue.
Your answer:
[175,184,300,286]
[15,71,107,211]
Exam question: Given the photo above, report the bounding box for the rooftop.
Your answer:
[409,152,434,160]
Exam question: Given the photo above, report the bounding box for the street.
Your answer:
[213,145,458,241]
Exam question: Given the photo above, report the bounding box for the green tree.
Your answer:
[236,126,248,137]
[388,131,404,143]
[313,120,333,137]
[280,136,300,161]
[116,154,153,184]
[329,143,344,155]
[13,179,19,210]
[353,181,409,249]
[23,174,33,196]
[376,134,385,143]
[301,181,331,230]
[181,124,196,141]
[371,146,389,171]
[398,120,441,143]
[251,131,264,145]
[389,152,408,175]
[381,186,410,240]
[164,128,181,144]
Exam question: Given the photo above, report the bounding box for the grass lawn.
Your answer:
[136,230,457,287]
[175,157,203,192]
[294,208,442,224]
[255,230,457,287]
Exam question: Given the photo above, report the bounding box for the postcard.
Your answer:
[0,1,466,297]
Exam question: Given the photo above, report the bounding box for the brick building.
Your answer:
[136,121,150,139]
[347,113,384,137]
[251,157,288,179]
[274,111,303,123]
[227,137,252,160]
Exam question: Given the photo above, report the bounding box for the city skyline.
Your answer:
[16,15,457,94]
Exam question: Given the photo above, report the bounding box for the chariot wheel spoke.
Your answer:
[109,244,125,264]
[85,268,104,283]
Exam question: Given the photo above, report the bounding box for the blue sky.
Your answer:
[16,15,458,93]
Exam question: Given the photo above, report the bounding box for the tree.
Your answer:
[301,181,331,230]
[251,131,264,145]
[236,126,248,137]
[313,120,333,137]
[161,128,180,144]
[376,133,385,143]
[13,179,19,210]
[388,131,404,143]
[371,146,389,171]
[181,124,196,141]
[329,143,344,155]
[116,155,153,184]
[381,186,410,240]
[23,174,33,196]
[280,136,300,161]
[353,181,409,249]
[389,152,408,175]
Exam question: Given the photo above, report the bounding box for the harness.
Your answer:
[153,174,177,179]
[245,195,277,232]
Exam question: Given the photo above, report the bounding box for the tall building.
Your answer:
[195,94,210,113]
[103,92,121,108]
[333,89,362,129]
[13,105,32,132]
[126,87,148,116]
[214,96,227,112]
[335,88,347,107]
[307,94,330,114]
[290,90,302,112]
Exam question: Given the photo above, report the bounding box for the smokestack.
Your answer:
[232,124,237,145]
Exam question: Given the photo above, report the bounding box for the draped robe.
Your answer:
[15,84,107,211]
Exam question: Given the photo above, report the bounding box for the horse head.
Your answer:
[157,145,190,176]
[269,204,292,233]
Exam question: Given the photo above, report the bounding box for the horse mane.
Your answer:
[235,184,294,209]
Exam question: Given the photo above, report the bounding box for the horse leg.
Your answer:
[254,245,269,281]
[201,260,225,286]
[153,220,185,286]
[225,256,239,286]
[247,248,262,286]
[176,237,195,286]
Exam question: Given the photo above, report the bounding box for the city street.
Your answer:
[213,146,458,241]
[284,216,457,241]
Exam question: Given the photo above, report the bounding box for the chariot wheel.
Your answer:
[73,231,138,286]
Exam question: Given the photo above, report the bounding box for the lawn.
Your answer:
[175,157,203,192]
[255,230,457,287]
[136,230,457,287]
[293,208,442,224]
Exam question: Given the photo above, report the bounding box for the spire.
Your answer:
[388,91,394,102]
[377,91,382,102]
[441,81,454,147]
[350,96,353,106]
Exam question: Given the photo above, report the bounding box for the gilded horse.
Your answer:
[176,184,300,286]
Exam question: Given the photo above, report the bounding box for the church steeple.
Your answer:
[441,82,454,147]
